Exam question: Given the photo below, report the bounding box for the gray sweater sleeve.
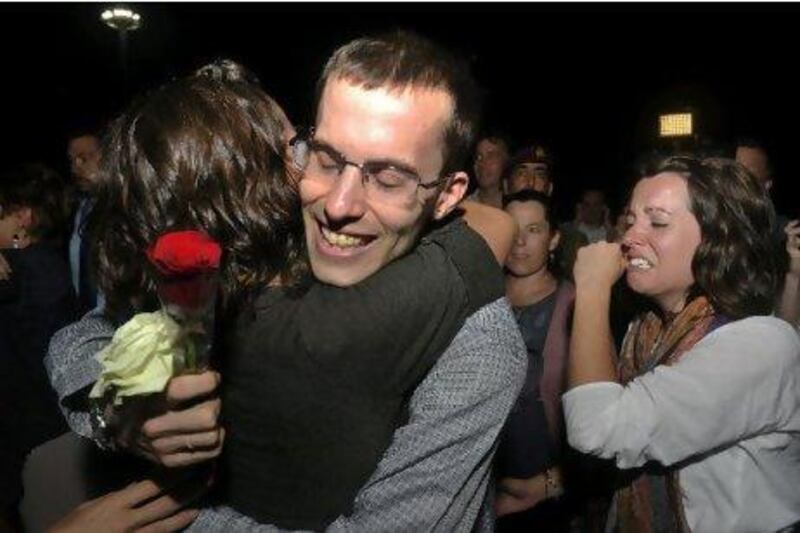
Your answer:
[189,297,528,532]
[44,310,115,438]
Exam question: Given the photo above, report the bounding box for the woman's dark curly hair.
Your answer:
[91,59,307,317]
[638,155,782,319]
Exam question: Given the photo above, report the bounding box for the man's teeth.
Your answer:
[321,226,366,248]
[629,257,653,270]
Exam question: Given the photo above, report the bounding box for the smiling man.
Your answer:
[301,83,460,286]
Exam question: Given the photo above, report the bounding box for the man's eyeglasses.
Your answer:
[290,129,451,204]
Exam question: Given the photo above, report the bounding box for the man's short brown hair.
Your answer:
[316,30,482,177]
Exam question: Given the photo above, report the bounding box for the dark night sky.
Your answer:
[2,2,798,216]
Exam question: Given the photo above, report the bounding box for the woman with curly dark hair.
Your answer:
[563,156,800,532]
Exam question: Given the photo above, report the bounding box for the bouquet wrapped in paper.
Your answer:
[89,230,221,446]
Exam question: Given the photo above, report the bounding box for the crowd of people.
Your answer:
[1,29,799,533]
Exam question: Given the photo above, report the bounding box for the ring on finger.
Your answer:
[185,438,194,452]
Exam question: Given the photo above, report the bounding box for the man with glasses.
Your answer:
[289,124,459,287]
[47,32,527,531]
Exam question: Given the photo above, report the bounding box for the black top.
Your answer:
[0,243,76,506]
[495,291,558,479]
[220,218,504,530]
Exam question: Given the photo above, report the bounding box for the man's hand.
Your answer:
[48,474,207,533]
[0,251,11,280]
[116,371,224,468]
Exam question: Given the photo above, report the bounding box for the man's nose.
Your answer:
[324,167,368,223]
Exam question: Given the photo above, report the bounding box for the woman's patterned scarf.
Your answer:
[615,296,727,533]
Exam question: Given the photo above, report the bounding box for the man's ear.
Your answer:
[433,171,469,220]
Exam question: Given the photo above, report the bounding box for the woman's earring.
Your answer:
[12,234,20,249]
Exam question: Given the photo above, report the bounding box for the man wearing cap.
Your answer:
[505,144,554,196]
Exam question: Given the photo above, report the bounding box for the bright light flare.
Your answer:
[101,6,142,30]
[659,113,693,137]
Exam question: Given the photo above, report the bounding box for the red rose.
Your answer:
[147,231,222,311]
[146,231,222,277]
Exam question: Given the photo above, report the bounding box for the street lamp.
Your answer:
[101,6,141,31]
[100,5,142,93]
